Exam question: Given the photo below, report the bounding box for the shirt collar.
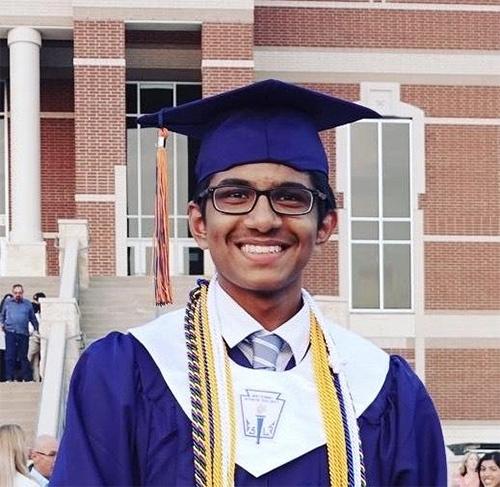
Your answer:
[214,280,311,363]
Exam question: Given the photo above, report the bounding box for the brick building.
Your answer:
[0,0,499,455]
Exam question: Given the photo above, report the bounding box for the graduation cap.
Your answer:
[138,79,380,304]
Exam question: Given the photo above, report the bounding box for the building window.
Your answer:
[348,119,412,311]
[126,81,201,275]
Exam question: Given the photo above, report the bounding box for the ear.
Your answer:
[316,210,337,245]
[188,201,209,250]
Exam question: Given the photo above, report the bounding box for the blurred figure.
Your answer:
[28,292,46,382]
[0,293,13,382]
[0,424,38,487]
[478,452,500,487]
[29,434,59,486]
[454,452,480,487]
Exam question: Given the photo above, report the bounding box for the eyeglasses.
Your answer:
[33,450,57,457]
[198,185,327,216]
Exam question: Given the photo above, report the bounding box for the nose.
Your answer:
[243,193,282,232]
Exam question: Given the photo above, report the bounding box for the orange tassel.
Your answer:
[154,128,173,305]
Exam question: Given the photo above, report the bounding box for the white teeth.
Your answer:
[241,244,283,254]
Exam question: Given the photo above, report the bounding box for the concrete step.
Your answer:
[79,276,199,344]
[0,382,41,443]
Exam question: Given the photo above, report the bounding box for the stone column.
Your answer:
[5,27,46,275]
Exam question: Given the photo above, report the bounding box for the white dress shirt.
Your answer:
[214,280,311,371]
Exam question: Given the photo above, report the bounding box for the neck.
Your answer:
[218,280,303,331]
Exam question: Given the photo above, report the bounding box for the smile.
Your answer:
[240,244,283,254]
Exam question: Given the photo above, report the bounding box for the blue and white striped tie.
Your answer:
[249,330,284,371]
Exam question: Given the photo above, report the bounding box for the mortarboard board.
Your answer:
[137,79,381,182]
[138,79,380,305]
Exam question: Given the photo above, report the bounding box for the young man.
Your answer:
[1,283,39,381]
[52,80,446,486]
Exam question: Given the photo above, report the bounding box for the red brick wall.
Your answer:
[46,238,59,276]
[402,85,500,119]
[41,119,76,234]
[425,242,500,310]
[77,202,116,274]
[201,23,254,97]
[426,349,500,420]
[74,20,124,58]
[41,79,74,112]
[40,78,76,276]
[304,240,338,295]
[74,21,125,275]
[255,7,500,50]
[423,126,499,235]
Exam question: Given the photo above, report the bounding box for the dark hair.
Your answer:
[32,292,46,302]
[478,452,500,487]
[0,293,12,313]
[11,284,23,292]
[193,169,336,228]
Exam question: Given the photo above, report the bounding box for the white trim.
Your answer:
[40,112,74,119]
[75,194,116,202]
[424,235,500,242]
[255,0,500,12]
[254,49,500,79]
[73,58,125,67]
[115,165,128,276]
[426,117,500,125]
[42,232,58,239]
[202,59,254,68]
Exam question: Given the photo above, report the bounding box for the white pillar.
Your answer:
[5,27,46,275]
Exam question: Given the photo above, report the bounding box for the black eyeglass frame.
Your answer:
[197,184,328,216]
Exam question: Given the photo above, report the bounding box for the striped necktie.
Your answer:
[248,330,284,371]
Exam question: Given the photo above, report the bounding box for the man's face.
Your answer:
[189,162,336,302]
[31,448,57,478]
[12,286,23,302]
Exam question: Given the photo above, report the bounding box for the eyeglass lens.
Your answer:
[212,186,314,215]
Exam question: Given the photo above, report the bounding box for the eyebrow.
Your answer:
[214,178,311,190]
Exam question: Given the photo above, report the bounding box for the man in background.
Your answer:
[29,435,59,486]
[1,284,39,381]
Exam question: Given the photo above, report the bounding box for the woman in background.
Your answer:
[0,424,38,487]
[478,452,500,487]
[454,452,481,487]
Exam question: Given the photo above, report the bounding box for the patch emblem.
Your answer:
[240,389,285,444]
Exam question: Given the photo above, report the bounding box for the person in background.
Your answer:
[0,292,13,382]
[1,284,39,382]
[478,452,500,487]
[454,452,480,487]
[28,292,46,382]
[29,435,59,486]
[0,424,39,487]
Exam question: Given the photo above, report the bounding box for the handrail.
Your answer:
[36,220,87,437]
[59,238,80,299]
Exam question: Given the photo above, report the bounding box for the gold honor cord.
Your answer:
[185,281,358,487]
[310,316,349,487]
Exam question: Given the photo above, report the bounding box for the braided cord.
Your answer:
[185,280,363,487]
[199,285,224,486]
[310,315,349,487]
[184,280,236,487]
[184,286,208,486]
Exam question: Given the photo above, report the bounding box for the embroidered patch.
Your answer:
[240,389,285,444]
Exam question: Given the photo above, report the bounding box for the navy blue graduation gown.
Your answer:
[51,332,447,486]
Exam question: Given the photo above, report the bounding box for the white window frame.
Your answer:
[347,119,414,313]
[125,81,201,276]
